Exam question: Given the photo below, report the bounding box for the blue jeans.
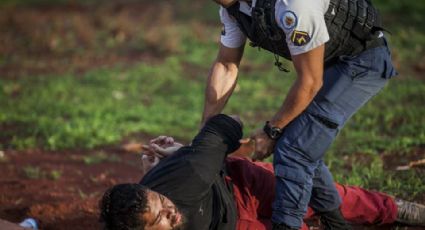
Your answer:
[271,40,397,228]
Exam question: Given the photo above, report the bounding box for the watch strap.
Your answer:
[263,121,283,140]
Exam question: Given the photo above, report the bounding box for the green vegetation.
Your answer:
[49,170,62,180]
[2,54,424,151]
[1,0,424,199]
[82,151,121,165]
[22,166,43,179]
[22,166,62,180]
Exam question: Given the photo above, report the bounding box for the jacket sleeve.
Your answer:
[187,114,243,184]
[140,114,243,201]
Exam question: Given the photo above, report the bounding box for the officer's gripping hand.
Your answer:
[250,128,276,161]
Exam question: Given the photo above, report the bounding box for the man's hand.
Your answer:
[250,128,276,161]
[146,136,183,158]
[141,154,160,175]
[140,136,183,174]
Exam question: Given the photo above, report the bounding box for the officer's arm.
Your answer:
[201,44,245,127]
[269,44,324,128]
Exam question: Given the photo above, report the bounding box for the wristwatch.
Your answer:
[263,121,283,140]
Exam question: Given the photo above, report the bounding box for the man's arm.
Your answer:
[142,115,243,186]
[201,43,245,126]
[269,44,324,128]
[252,45,325,159]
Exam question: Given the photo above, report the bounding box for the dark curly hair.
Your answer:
[99,183,149,230]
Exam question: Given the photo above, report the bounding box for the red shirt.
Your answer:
[225,157,397,230]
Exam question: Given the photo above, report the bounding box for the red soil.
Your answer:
[0,148,141,229]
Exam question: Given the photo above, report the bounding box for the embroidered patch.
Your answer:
[281,11,297,30]
[291,30,311,46]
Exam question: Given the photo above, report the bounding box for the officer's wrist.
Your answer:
[263,121,283,140]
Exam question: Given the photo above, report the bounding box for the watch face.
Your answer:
[264,122,282,140]
[270,128,280,139]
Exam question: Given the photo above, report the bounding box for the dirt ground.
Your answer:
[0,1,202,79]
[0,147,141,230]
[0,147,423,230]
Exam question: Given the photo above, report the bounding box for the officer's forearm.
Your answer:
[270,45,325,128]
[201,61,239,126]
[270,75,322,128]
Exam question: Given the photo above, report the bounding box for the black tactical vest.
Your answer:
[226,0,383,64]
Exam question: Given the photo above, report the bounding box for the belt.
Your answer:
[324,36,386,69]
[365,36,386,50]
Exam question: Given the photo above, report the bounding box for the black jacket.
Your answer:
[140,114,242,230]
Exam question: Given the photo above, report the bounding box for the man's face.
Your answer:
[141,189,184,230]
[212,0,238,8]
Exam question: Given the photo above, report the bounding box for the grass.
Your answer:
[49,170,62,180]
[22,166,43,179]
[82,151,121,165]
[328,151,425,199]
[1,0,424,199]
[2,56,424,151]
[22,166,62,180]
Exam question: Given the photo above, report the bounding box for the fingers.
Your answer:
[141,145,156,155]
[239,138,251,144]
[141,154,160,174]
[142,138,182,159]
[252,142,269,161]
[150,143,175,158]
[252,146,267,161]
[252,152,261,161]
[167,137,174,144]
[141,154,156,163]
[252,149,271,161]
[239,138,254,153]
[250,130,275,161]
[150,136,174,146]
[141,144,165,158]
[150,136,167,144]
[247,130,264,161]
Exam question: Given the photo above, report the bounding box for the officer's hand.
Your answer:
[250,128,276,161]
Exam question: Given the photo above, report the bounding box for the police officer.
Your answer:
[202,0,397,229]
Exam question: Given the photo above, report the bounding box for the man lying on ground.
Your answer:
[100,114,425,230]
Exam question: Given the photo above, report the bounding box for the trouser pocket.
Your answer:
[274,164,310,210]
[292,112,339,162]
